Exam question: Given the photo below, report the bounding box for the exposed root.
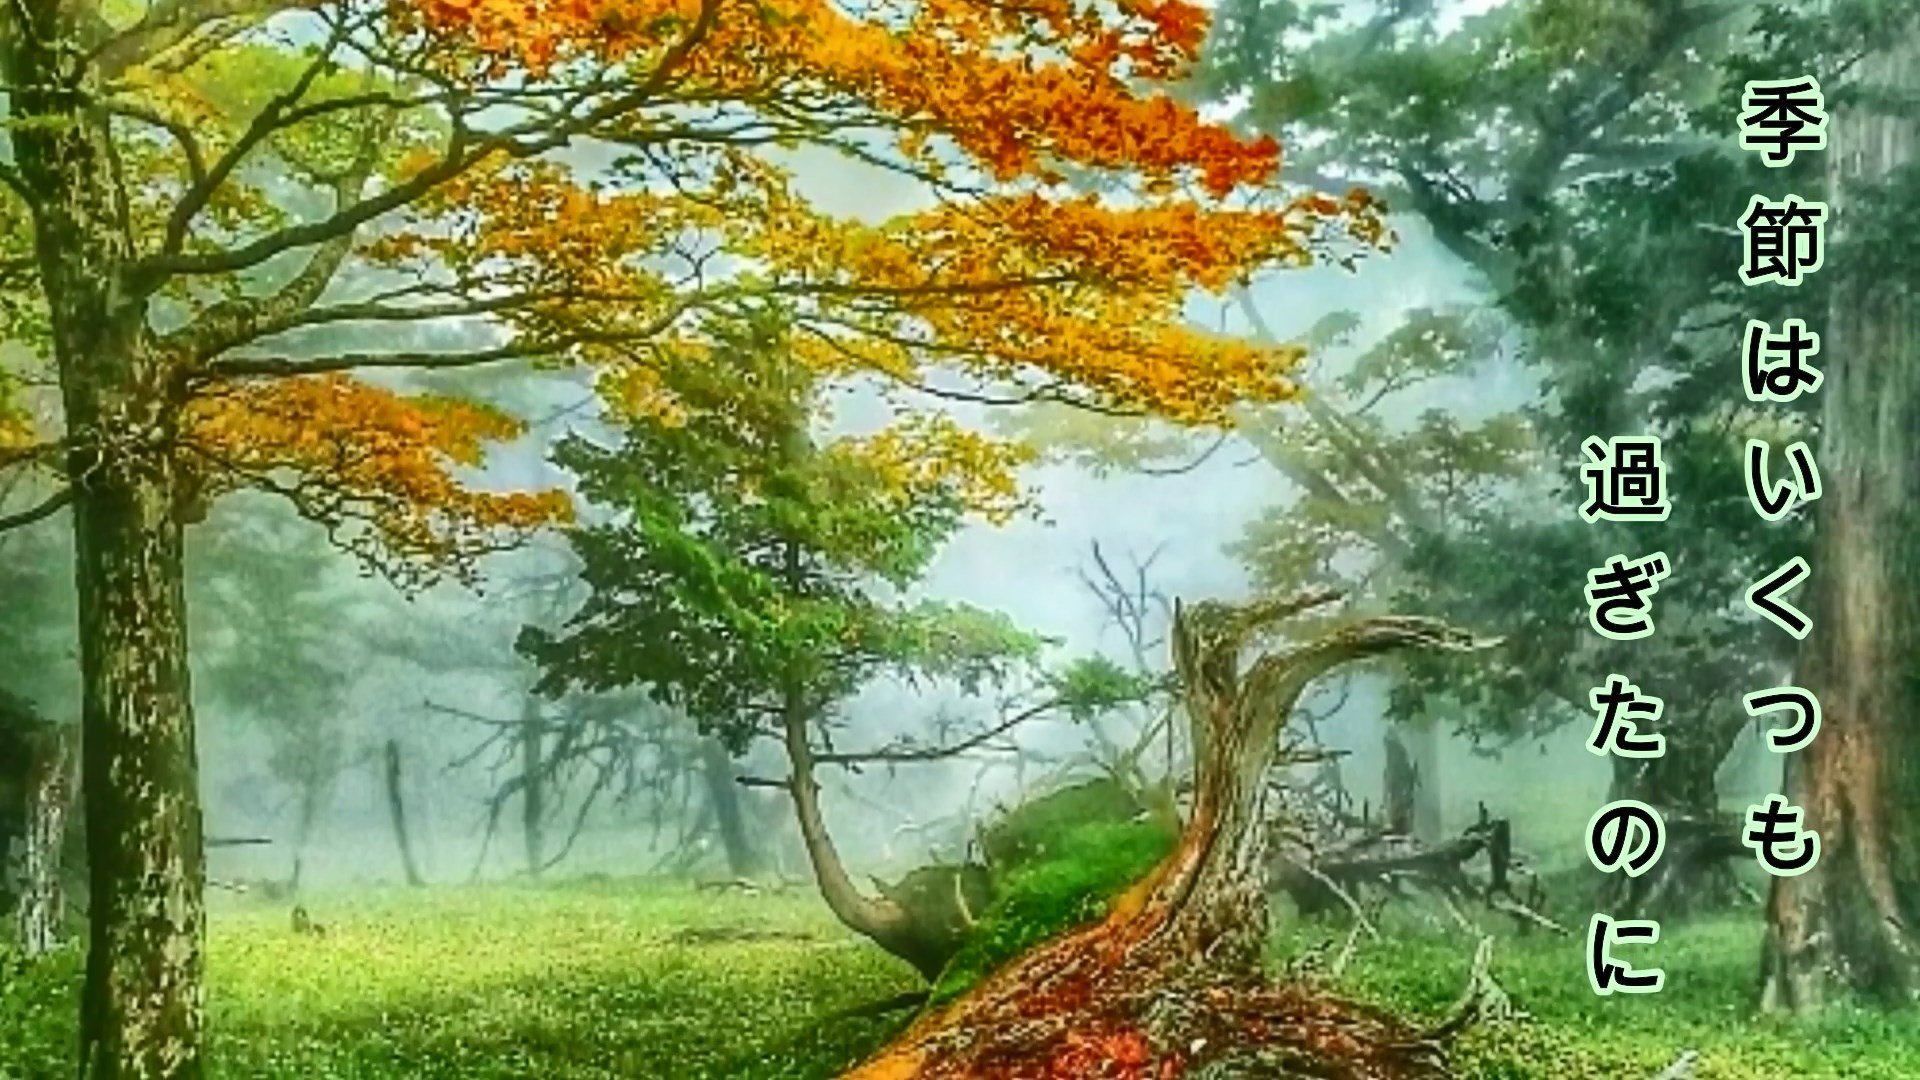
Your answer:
[848,919,1478,1079]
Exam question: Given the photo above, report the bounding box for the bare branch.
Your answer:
[89,0,290,79]
[135,0,725,287]
[153,19,359,263]
[107,100,208,190]
[814,697,1062,767]
[0,486,71,532]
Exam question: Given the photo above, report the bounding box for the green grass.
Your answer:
[6,882,1920,1078]
[1278,909,1920,1080]
[1,881,918,1080]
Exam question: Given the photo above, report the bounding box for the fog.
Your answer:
[7,137,1774,898]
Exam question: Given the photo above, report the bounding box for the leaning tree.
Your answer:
[521,312,1138,981]
[850,591,1492,1079]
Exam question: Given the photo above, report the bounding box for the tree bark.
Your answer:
[1760,31,1920,1012]
[4,15,208,1073]
[849,593,1486,1078]
[699,737,764,878]
[383,740,426,888]
[18,724,75,957]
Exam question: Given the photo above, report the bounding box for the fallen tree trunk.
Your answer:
[1271,801,1566,938]
[847,591,1493,1079]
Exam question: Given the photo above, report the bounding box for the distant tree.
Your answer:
[188,496,361,891]
[1004,302,1526,840]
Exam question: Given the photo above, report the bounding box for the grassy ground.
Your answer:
[5,880,1920,1079]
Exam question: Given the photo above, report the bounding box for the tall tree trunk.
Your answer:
[850,593,1485,1078]
[18,725,74,957]
[5,20,207,1073]
[69,367,202,1080]
[519,700,545,878]
[383,740,426,888]
[699,736,763,878]
[288,777,325,897]
[1760,32,1920,1012]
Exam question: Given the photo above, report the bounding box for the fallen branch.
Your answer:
[1649,1050,1698,1079]
[1418,936,1518,1044]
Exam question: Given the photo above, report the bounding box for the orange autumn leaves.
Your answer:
[401,0,1278,197]
[366,148,1380,426]
[186,376,570,582]
[158,0,1377,579]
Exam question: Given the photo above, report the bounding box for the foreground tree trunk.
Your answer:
[71,452,201,1080]
[1759,32,1920,1012]
[4,18,208,1074]
[19,726,75,957]
[848,592,1487,1078]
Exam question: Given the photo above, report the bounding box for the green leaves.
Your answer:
[1044,655,1162,724]
[526,311,1039,748]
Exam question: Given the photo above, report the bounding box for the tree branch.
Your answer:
[0,486,71,532]
[133,0,724,288]
[813,697,1062,766]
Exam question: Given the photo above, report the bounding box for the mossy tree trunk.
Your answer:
[1760,30,1920,1012]
[5,12,208,1074]
[848,592,1487,1079]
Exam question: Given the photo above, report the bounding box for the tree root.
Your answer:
[847,927,1495,1079]
[1418,937,1520,1044]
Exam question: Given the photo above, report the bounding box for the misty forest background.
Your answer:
[5,0,1920,1077]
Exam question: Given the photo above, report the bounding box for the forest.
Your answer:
[2,0,1919,1077]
